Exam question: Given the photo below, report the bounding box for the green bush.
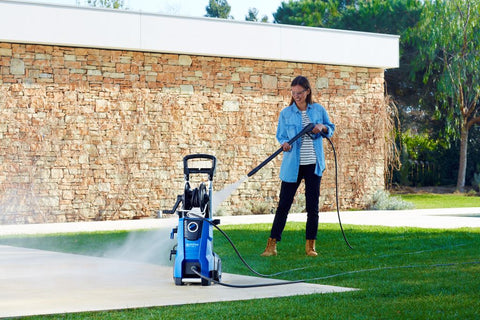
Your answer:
[393,130,457,187]
[472,163,480,192]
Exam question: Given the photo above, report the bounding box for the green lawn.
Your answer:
[398,193,480,209]
[1,221,479,319]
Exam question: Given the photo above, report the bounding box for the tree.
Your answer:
[245,8,268,22]
[273,0,343,27]
[78,0,125,9]
[273,0,423,121]
[332,0,421,35]
[205,0,232,19]
[411,0,480,190]
[331,0,424,132]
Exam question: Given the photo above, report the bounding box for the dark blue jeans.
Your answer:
[270,164,321,241]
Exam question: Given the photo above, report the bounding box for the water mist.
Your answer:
[212,175,248,213]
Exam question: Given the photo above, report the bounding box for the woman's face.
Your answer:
[291,84,309,105]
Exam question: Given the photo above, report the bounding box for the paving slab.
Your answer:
[0,245,355,318]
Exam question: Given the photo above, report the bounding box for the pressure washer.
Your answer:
[164,123,351,286]
[163,154,221,286]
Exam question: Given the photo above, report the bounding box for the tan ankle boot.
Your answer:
[305,239,318,257]
[260,237,277,256]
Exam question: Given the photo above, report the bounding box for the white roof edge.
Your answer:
[0,0,399,69]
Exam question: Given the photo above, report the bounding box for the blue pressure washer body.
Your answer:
[163,154,221,286]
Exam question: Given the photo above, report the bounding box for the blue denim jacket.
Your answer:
[276,102,335,182]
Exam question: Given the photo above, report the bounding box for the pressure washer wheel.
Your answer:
[212,256,222,282]
[174,274,183,286]
[199,253,221,286]
[201,277,210,286]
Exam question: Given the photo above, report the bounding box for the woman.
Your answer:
[261,75,335,257]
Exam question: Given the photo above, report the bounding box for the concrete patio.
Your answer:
[0,244,354,318]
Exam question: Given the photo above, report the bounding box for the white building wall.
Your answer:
[0,0,399,69]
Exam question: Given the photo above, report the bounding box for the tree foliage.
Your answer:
[412,0,480,140]
[410,0,480,189]
[273,0,423,124]
[273,0,343,27]
[332,0,425,136]
[81,0,125,9]
[205,0,232,19]
[245,8,268,22]
[332,0,421,35]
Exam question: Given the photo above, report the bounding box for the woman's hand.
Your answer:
[282,142,292,152]
[312,124,327,134]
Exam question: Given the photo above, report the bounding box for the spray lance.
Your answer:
[212,123,316,211]
[247,123,315,177]
[247,122,353,249]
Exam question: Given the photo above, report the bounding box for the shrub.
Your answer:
[369,189,414,210]
[466,189,478,197]
[472,170,480,192]
[250,202,273,215]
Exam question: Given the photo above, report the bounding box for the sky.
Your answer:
[29,0,286,22]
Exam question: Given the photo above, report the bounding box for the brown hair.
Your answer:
[289,75,313,106]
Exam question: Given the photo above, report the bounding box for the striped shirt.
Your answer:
[300,111,316,165]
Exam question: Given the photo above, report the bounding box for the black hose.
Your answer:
[188,212,309,278]
[190,266,305,288]
[188,213,307,287]
[323,135,353,249]
[288,260,480,282]
[247,122,352,249]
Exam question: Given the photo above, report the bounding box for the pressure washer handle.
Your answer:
[247,123,315,177]
[184,154,217,181]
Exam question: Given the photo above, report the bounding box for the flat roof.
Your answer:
[0,0,399,69]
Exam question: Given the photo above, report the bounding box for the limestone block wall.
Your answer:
[0,42,387,224]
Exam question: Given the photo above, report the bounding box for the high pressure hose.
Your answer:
[189,212,309,277]
[189,212,480,288]
[190,265,305,288]
[187,129,352,288]
[322,133,353,249]
[189,212,307,288]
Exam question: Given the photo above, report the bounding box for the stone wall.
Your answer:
[0,42,387,224]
